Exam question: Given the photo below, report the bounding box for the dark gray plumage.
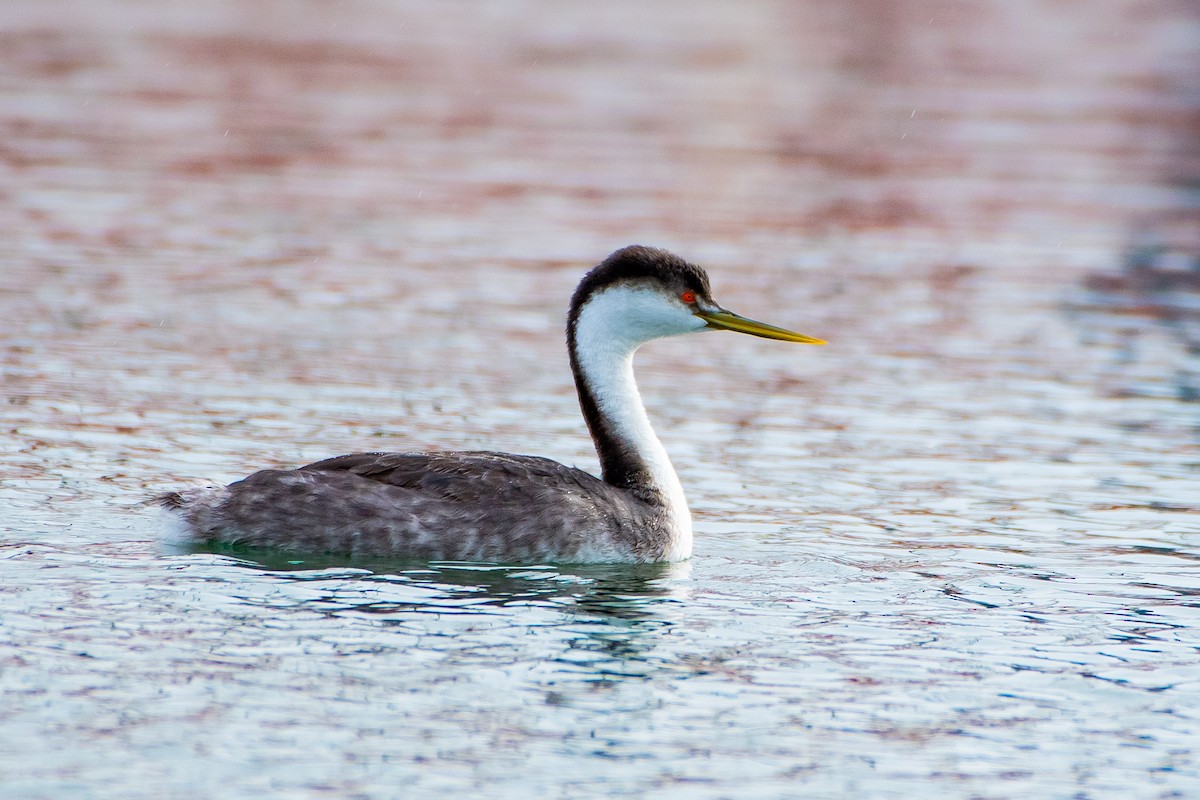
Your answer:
[162,451,667,562]
[158,245,823,564]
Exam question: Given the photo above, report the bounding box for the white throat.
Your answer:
[572,285,708,561]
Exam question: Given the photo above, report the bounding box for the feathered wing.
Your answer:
[298,451,610,505]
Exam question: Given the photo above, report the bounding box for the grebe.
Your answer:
[158,245,824,563]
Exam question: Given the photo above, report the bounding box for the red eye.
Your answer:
[681,291,697,304]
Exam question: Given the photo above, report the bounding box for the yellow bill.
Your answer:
[695,309,826,344]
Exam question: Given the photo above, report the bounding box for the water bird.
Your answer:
[158,245,824,563]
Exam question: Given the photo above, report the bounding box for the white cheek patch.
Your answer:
[577,285,708,352]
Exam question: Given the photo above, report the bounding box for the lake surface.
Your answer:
[2,1,1198,797]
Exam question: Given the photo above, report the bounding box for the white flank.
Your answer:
[154,484,224,548]
[158,509,199,548]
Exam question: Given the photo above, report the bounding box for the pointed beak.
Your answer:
[694,308,826,344]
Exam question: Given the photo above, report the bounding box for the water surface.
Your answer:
[2,1,1198,797]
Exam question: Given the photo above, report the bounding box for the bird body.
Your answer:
[159,246,823,563]
[163,451,669,563]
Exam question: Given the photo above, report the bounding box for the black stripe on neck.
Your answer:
[564,246,711,498]
[566,321,648,494]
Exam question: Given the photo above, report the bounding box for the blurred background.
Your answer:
[4,0,1197,269]
[4,0,1199,428]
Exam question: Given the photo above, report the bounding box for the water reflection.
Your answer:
[184,545,689,681]
[207,546,681,608]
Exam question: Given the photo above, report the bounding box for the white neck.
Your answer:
[571,285,708,561]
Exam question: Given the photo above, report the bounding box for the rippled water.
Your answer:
[3,1,1199,797]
